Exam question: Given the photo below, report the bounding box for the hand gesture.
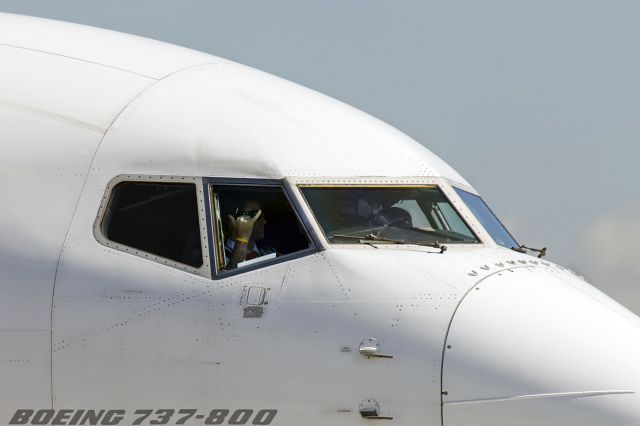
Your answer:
[228,210,262,242]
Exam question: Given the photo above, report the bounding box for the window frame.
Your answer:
[204,177,321,280]
[94,175,212,278]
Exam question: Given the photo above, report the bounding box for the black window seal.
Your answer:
[203,177,322,280]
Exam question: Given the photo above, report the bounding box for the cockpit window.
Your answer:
[103,182,203,267]
[300,186,478,245]
[211,185,312,272]
[454,187,519,249]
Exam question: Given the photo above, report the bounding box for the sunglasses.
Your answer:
[233,209,261,219]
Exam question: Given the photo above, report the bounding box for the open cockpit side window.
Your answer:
[210,184,313,274]
[102,181,204,268]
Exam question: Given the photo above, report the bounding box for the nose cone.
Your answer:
[442,266,640,426]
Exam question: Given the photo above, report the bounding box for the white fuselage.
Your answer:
[1,12,639,426]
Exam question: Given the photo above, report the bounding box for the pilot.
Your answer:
[371,207,413,228]
[225,199,272,269]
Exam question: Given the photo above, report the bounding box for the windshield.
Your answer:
[454,187,519,249]
[300,186,478,245]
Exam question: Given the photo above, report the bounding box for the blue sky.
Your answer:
[2,0,638,313]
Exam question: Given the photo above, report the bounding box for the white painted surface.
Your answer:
[92,62,470,184]
[0,12,638,426]
[0,12,218,79]
[443,266,640,425]
[0,103,100,411]
[0,45,154,132]
[0,22,167,415]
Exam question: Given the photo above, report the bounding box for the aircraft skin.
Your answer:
[0,12,639,426]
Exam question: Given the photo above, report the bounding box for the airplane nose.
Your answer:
[442,266,640,426]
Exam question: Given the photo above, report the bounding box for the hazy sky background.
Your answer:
[1,0,638,313]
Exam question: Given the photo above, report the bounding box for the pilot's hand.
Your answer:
[228,210,262,242]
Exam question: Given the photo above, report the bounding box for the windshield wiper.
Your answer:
[511,244,547,258]
[329,233,404,244]
[329,234,447,253]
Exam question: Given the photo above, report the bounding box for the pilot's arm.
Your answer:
[226,210,262,269]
